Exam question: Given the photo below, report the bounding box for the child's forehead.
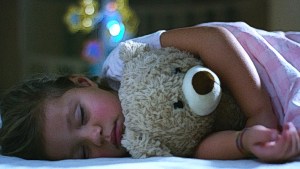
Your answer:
[44,87,87,110]
[43,96,73,128]
[43,92,71,112]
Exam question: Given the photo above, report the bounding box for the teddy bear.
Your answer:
[118,41,246,158]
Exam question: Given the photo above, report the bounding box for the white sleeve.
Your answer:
[101,30,165,85]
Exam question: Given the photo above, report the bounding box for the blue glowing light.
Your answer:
[82,40,102,63]
[106,20,125,43]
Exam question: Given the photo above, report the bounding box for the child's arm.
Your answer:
[194,125,276,160]
[160,26,278,129]
[195,123,300,162]
[160,26,281,160]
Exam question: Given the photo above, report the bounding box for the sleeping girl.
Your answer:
[1,22,300,162]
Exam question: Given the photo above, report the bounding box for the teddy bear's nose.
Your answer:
[182,66,222,116]
[173,100,184,109]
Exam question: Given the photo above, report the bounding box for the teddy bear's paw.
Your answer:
[128,142,172,158]
[182,66,222,116]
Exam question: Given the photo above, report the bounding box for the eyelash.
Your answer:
[80,106,85,125]
[79,106,88,158]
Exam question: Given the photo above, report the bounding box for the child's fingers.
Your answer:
[281,123,300,156]
[253,123,300,162]
[247,125,279,144]
[251,135,285,162]
[245,126,281,161]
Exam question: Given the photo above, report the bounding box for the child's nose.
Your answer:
[82,125,103,147]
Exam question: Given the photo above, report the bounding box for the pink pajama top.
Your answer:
[102,22,300,129]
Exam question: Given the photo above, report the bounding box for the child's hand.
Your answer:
[244,123,300,162]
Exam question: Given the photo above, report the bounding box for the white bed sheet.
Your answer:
[1,155,300,169]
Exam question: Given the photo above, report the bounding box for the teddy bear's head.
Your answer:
[118,41,245,158]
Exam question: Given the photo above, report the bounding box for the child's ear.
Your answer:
[68,75,97,87]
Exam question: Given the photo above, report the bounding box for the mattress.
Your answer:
[1,155,300,169]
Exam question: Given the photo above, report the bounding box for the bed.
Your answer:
[1,155,300,169]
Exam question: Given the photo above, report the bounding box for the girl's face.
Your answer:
[43,76,127,160]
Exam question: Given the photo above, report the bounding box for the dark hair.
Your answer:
[0,74,111,160]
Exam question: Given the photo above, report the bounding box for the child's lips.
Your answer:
[116,120,124,147]
[111,121,123,147]
[110,124,117,146]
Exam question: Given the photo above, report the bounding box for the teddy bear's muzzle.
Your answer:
[182,66,222,116]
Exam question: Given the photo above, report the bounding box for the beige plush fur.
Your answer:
[118,41,246,158]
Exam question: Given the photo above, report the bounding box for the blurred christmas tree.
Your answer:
[64,0,139,75]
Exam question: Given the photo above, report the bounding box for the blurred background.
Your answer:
[0,0,299,96]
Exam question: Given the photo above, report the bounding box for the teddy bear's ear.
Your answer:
[119,40,150,62]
